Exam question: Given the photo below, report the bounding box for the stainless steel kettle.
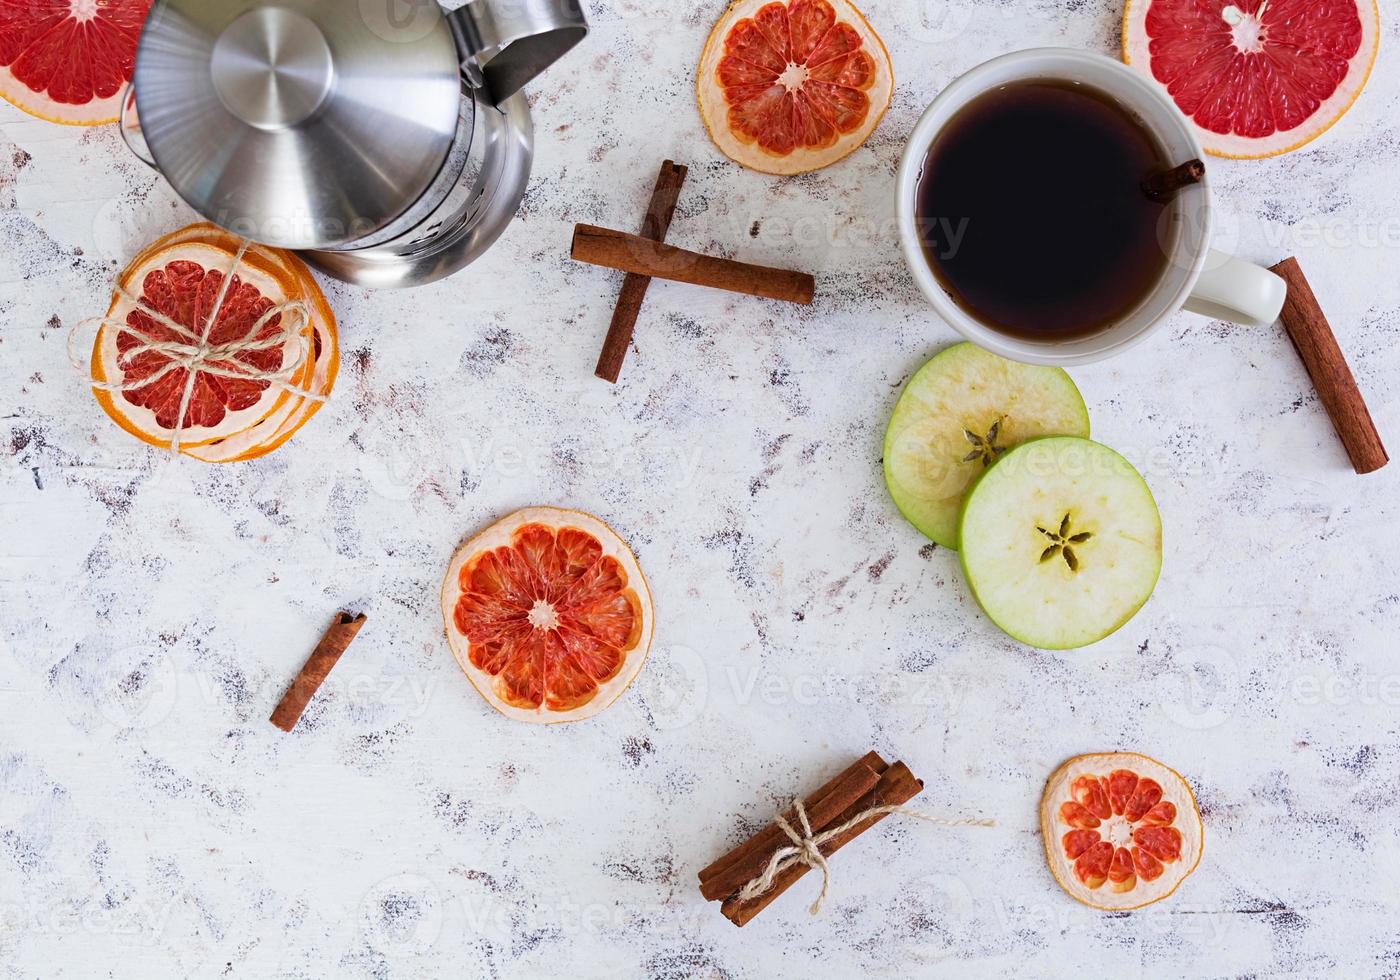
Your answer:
[123,0,587,288]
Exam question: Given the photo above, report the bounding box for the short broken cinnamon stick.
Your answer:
[269,612,367,732]
[1142,158,1205,202]
[572,224,815,305]
[1269,257,1387,474]
[595,161,688,384]
[699,751,886,902]
[720,760,925,927]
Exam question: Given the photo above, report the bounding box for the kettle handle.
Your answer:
[118,85,158,169]
[446,0,588,106]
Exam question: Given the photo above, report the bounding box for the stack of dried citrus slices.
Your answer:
[88,223,339,462]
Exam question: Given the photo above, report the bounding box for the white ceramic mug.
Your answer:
[896,48,1287,366]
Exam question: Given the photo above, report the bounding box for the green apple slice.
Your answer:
[958,437,1162,650]
[883,343,1090,549]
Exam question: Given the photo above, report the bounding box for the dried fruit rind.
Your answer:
[440,507,655,725]
[1041,752,1204,910]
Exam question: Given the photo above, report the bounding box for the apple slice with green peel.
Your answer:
[958,437,1162,650]
[883,343,1090,549]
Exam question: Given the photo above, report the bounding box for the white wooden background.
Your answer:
[2,0,1398,976]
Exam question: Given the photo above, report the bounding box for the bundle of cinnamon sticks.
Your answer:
[697,751,923,926]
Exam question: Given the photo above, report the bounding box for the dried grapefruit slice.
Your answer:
[697,0,893,175]
[160,225,339,463]
[1123,0,1380,158]
[440,508,654,724]
[0,0,151,125]
[1041,752,1203,910]
[90,228,319,454]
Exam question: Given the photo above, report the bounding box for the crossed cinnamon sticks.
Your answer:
[575,160,816,383]
[587,160,688,383]
[698,751,923,926]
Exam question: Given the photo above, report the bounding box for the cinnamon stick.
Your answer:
[572,224,815,305]
[1142,158,1205,202]
[595,161,688,384]
[1269,257,1388,474]
[698,751,885,902]
[720,761,925,927]
[269,612,367,732]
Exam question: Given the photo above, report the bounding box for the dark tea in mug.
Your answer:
[915,79,1173,340]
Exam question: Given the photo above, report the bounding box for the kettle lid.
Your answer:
[133,0,463,250]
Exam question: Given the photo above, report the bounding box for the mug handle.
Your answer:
[1184,249,1287,328]
[447,0,588,107]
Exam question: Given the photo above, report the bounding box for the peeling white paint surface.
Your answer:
[2,1,1399,976]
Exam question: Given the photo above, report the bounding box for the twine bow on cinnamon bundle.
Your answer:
[698,752,994,926]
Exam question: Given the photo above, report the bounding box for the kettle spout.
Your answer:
[446,0,588,106]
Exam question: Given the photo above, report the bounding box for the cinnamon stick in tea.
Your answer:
[699,751,885,902]
[1142,158,1205,202]
[720,760,925,927]
[572,224,816,305]
[595,161,688,384]
[269,612,367,732]
[1269,257,1388,474]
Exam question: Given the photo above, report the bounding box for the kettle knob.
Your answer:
[210,7,335,130]
[446,0,588,106]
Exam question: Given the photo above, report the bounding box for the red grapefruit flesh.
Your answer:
[697,0,893,175]
[1041,753,1204,910]
[441,508,654,724]
[1124,0,1380,157]
[0,0,151,125]
[120,263,284,430]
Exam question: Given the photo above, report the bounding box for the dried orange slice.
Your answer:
[1041,752,1204,910]
[1123,0,1380,158]
[697,0,893,175]
[90,224,333,459]
[441,508,654,724]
